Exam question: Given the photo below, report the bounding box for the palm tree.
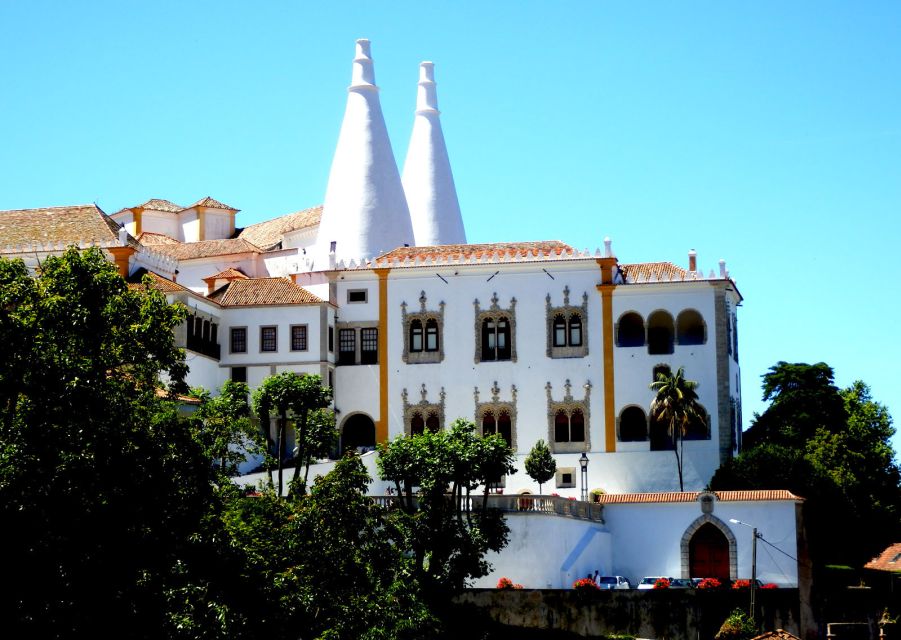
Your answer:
[649,367,705,492]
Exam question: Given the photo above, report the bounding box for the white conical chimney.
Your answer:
[401,62,466,247]
[316,39,415,264]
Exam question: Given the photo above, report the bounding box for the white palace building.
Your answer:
[0,40,805,591]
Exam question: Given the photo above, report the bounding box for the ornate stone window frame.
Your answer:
[401,291,445,365]
[474,293,517,363]
[474,381,518,452]
[401,384,446,436]
[546,379,592,453]
[546,286,589,359]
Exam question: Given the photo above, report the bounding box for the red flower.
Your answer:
[653,578,671,589]
[732,579,751,590]
[697,578,722,590]
[761,583,778,590]
[572,577,600,591]
[497,577,514,589]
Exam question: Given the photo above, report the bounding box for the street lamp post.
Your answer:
[579,451,589,502]
[730,518,760,621]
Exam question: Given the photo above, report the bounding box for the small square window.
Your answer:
[230,327,247,354]
[260,326,277,352]
[347,289,368,303]
[231,366,247,383]
[555,467,576,488]
[291,325,308,351]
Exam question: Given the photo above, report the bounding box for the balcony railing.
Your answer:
[370,494,604,524]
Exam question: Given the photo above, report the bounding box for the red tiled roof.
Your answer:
[202,267,248,282]
[152,238,261,260]
[127,269,188,294]
[864,542,901,572]
[137,231,181,246]
[188,196,237,211]
[237,205,322,251]
[208,277,323,306]
[375,241,575,264]
[595,490,804,504]
[135,199,184,213]
[621,262,690,283]
[0,204,139,250]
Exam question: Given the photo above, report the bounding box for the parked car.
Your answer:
[636,576,668,590]
[669,578,693,589]
[597,576,632,590]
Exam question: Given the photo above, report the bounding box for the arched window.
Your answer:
[342,414,376,453]
[677,309,705,345]
[619,406,648,442]
[497,411,512,446]
[411,412,425,436]
[425,318,439,352]
[425,413,440,432]
[482,411,496,437]
[554,409,570,442]
[410,319,424,352]
[570,409,585,442]
[617,312,645,347]
[568,314,583,347]
[647,310,675,355]
[497,318,511,360]
[553,315,567,347]
[684,407,709,440]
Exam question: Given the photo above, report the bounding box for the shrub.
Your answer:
[715,608,758,640]
[697,577,723,590]
[653,577,671,589]
[497,577,523,590]
[573,577,600,591]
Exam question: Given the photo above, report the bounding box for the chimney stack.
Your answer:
[688,249,697,273]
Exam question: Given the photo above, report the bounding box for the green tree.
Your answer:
[378,419,516,602]
[0,248,212,637]
[524,439,556,494]
[191,380,264,478]
[649,366,705,492]
[712,362,901,567]
[251,371,335,497]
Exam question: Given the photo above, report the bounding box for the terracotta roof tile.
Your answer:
[595,490,803,504]
[375,241,575,265]
[127,268,188,294]
[188,196,237,211]
[208,277,323,306]
[621,261,690,283]
[864,542,901,572]
[0,204,139,250]
[137,231,181,246]
[136,199,184,213]
[152,238,261,260]
[237,205,322,251]
[203,267,248,282]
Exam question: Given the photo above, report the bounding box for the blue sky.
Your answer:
[2,2,899,455]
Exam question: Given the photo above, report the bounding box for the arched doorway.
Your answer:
[341,414,376,454]
[689,523,730,580]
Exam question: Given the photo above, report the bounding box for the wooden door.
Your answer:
[689,523,730,580]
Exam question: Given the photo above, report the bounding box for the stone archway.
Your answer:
[680,514,737,580]
[341,413,376,453]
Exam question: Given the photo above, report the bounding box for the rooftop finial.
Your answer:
[416,61,439,113]
[351,38,376,88]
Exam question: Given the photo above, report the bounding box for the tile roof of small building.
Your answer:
[0,204,139,250]
[127,268,189,294]
[751,630,801,640]
[375,240,575,264]
[137,231,181,246]
[151,238,262,260]
[136,199,184,213]
[203,267,248,282]
[620,261,690,283]
[188,196,237,211]
[207,277,323,306]
[864,542,901,572]
[595,490,803,504]
[237,205,322,251]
